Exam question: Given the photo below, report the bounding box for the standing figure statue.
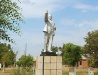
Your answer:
[43,10,56,52]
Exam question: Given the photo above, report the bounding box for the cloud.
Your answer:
[60,19,98,42]
[96,6,98,10]
[61,19,98,29]
[73,3,98,12]
[15,0,67,18]
[78,20,98,27]
[53,31,86,46]
[61,19,76,26]
[13,0,78,18]
[59,19,98,46]
[13,0,98,18]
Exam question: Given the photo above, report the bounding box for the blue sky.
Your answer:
[9,0,98,58]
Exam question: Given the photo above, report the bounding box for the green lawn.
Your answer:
[0,68,98,75]
[0,70,89,75]
[62,72,69,75]
[0,69,70,75]
[0,68,34,75]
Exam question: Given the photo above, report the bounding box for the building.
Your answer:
[77,55,88,67]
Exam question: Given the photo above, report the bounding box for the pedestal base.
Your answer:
[35,56,62,75]
[40,52,57,56]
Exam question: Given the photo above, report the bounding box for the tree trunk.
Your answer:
[3,62,5,73]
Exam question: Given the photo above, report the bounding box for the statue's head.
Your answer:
[48,15,52,20]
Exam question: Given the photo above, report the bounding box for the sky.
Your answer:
[8,0,98,59]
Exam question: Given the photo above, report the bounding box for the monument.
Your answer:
[35,10,62,75]
[40,10,56,56]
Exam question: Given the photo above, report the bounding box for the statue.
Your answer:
[43,10,56,52]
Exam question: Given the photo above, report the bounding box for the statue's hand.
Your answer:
[45,10,48,22]
[45,10,48,13]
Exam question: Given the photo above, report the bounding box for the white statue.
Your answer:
[43,10,56,52]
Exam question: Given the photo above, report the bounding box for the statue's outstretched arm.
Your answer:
[44,10,48,22]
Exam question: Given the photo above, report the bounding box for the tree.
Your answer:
[13,50,18,67]
[84,30,98,67]
[16,55,34,67]
[51,46,58,53]
[26,55,34,67]
[0,43,15,72]
[0,0,23,42]
[6,50,15,66]
[0,43,12,63]
[59,43,82,67]
[2,52,10,72]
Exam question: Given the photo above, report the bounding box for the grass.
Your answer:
[0,68,34,75]
[0,67,98,75]
[62,71,88,75]
[0,69,86,75]
[62,72,69,75]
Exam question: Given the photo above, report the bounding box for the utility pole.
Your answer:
[24,43,27,69]
[24,43,27,56]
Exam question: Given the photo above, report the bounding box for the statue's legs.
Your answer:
[48,34,53,52]
[43,33,48,52]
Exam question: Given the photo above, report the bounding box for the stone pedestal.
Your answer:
[40,52,57,56]
[88,67,94,75]
[69,67,76,75]
[35,56,62,75]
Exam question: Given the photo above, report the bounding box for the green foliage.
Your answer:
[51,46,58,53]
[12,68,33,75]
[84,30,98,67]
[7,50,15,65]
[0,0,23,42]
[12,69,21,75]
[62,72,69,75]
[84,30,98,54]
[16,55,34,67]
[0,43,15,66]
[60,43,82,66]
